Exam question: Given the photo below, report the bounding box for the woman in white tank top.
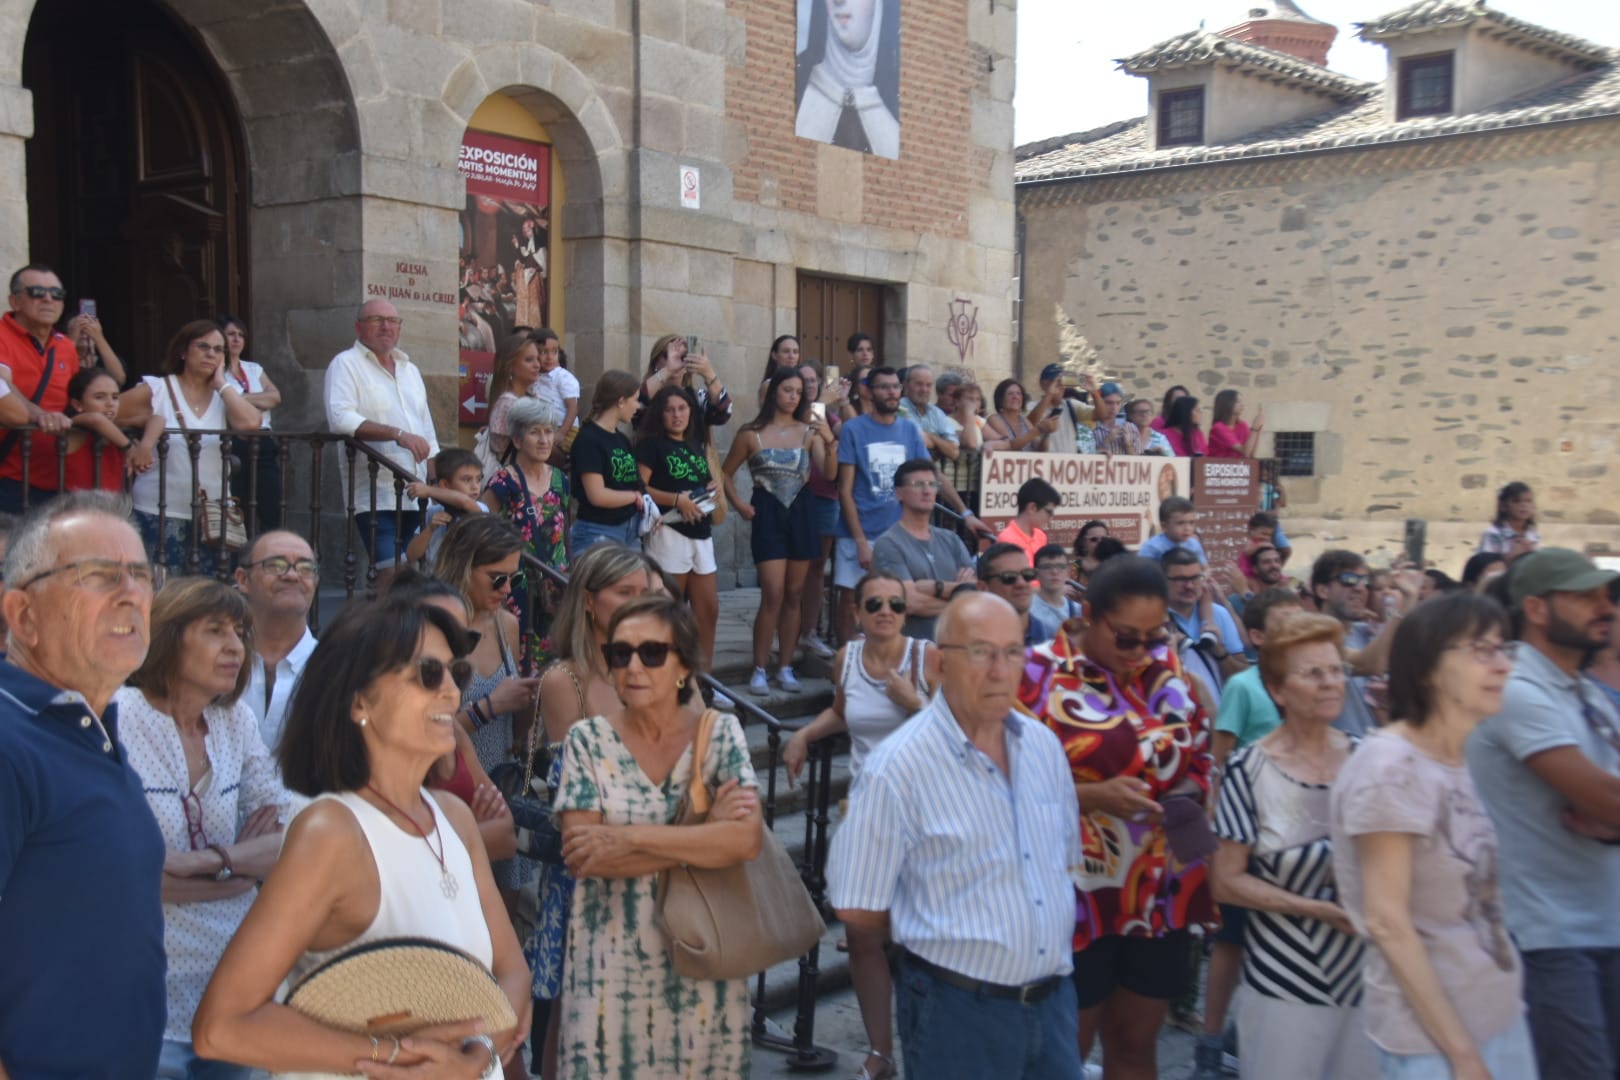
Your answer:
[193,598,530,1078]
[781,571,936,1080]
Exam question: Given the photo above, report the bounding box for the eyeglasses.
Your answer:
[1288,663,1351,684]
[938,642,1027,668]
[180,791,208,850]
[987,569,1038,586]
[1099,613,1172,654]
[415,656,474,693]
[360,316,404,327]
[1335,572,1369,587]
[902,480,940,491]
[863,596,907,614]
[16,558,164,592]
[603,641,674,669]
[1167,573,1205,586]
[1447,640,1519,664]
[487,569,525,591]
[193,342,226,356]
[15,285,66,301]
[245,556,319,579]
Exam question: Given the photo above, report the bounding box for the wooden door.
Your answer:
[796,273,887,368]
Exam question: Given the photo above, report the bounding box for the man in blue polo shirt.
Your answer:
[0,491,166,1078]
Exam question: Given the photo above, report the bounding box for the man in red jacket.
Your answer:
[0,264,77,512]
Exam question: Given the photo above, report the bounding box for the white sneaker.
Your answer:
[748,668,770,696]
[710,690,735,709]
[1083,1065,1104,1080]
[802,633,836,660]
[777,666,802,692]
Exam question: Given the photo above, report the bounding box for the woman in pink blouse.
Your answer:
[1164,395,1208,457]
[1208,389,1265,459]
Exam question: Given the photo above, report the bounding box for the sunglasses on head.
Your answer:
[863,596,906,614]
[416,656,473,693]
[989,569,1039,586]
[603,641,674,669]
[15,285,65,301]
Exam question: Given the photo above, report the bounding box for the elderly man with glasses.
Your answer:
[234,530,319,753]
[0,264,79,512]
[829,590,1086,1080]
[0,491,167,1077]
[324,299,439,586]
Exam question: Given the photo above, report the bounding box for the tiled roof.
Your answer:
[1356,0,1609,66]
[1118,29,1372,101]
[1016,45,1620,184]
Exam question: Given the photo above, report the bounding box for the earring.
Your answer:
[357,715,368,727]
[676,677,686,689]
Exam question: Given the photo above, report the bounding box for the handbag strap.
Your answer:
[163,376,189,432]
[686,708,719,816]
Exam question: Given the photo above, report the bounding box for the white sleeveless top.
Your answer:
[277,790,493,1079]
[842,637,929,779]
[130,375,228,519]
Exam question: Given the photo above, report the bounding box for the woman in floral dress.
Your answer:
[1018,554,1217,1080]
[484,396,569,676]
[556,594,762,1079]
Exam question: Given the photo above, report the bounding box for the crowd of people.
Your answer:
[3,257,1618,1080]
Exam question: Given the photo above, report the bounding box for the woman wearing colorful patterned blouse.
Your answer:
[1018,554,1216,1079]
[1330,594,1530,1079]
[555,594,763,1078]
[484,396,569,673]
[1211,611,1375,1078]
[118,577,290,1080]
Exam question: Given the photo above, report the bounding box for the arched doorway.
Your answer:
[23,0,248,381]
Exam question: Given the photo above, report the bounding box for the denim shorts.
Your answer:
[814,494,840,538]
[354,509,422,570]
[571,516,640,554]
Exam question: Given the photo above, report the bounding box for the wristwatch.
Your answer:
[207,843,235,882]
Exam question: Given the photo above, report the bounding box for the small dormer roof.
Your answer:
[1118,29,1372,101]
[1356,0,1609,68]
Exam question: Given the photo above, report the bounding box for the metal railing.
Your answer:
[524,550,841,1070]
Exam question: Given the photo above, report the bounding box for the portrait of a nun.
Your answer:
[795,0,901,159]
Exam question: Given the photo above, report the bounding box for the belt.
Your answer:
[898,948,1064,1005]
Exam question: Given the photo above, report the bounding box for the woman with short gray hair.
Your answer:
[484,395,569,675]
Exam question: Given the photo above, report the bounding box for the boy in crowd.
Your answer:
[1139,495,1207,564]
[1031,543,1083,632]
[995,477,1060,564]
[404,447,487,565]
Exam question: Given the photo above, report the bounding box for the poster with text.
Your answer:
[456,129,550,427]
[978,453,1191,548]
[795,0,901,159]
[1193,459,1262,573]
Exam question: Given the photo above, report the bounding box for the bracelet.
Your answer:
[386,1036,401,1065]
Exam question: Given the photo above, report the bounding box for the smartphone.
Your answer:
[684,334,698,357]
[810,401,827,423]
[1048,406,1063,418]
[825,364,840,384]
[79,298,97,319]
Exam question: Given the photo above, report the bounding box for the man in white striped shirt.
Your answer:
[829,591,1085,1080]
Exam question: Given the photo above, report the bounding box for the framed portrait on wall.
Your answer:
[794,0,901,159]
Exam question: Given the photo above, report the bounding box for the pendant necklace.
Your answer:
[365,784,459,899]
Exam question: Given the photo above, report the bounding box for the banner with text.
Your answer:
[978,453,1191,548]
[1192,459,1262,571]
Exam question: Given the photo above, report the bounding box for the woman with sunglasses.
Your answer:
[1072,520,1110,587]
[783,571,935,1080]
[1018,555,1216,1079]
[117,577,290,1080]
[1331,594,1529,1079]
[193,597,531,1077]
[555,593,763,1078]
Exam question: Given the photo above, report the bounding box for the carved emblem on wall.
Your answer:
[947,297,979,363]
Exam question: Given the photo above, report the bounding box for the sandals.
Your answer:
[852,1048,897,1080]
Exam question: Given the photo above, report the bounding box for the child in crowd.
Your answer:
[1138,495,1207,563]
[405,447,488,566]
[994,477,1060,563]
[1236,510,1291,579]
[62,368,154,491]
[1031,543,1083,631]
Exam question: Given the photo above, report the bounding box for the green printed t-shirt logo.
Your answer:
[665,447,707,483]
[609,448,638,484]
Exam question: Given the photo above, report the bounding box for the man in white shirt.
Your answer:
[234,530,318,754]
[323,299,439,584]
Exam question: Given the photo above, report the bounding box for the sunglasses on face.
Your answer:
[416,656,474,693]
[15,285,65,301]
[988,569,1039,586]
[487,569,525,591]
[603,640,675,669]
[863,596,907,614]
[1336,572,1369,588]
[1100,613,1172,654]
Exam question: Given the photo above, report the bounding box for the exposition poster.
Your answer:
[794,0,901,159]
[977,452,1191,548]
[455,129,551,427]
[1193,459,1263,572]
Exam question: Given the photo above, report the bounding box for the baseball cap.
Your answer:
[1100,381,1124,399]
[1508,547,1620,608]
[1039,363,1065,384]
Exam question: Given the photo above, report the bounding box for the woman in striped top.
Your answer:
[1212,611,1375,1078]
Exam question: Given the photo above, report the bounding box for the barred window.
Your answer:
[1273,432,1316,477]
[1157,88,1205,147]
[1398,53,1454,119]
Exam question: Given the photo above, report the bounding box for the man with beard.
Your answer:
[1226,545,1290,622]
[1467,548,1620,1078]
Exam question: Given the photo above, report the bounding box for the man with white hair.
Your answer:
[0,492,166,1077]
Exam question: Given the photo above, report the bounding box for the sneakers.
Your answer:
[710,689,736,710]
[1082,1065,1103,1080]
[748,668,770,696]
[1193,1035,1232,1080]
[802,633,836,660]
[777,666,802,692]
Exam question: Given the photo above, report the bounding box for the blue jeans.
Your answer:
[570,516,640,554]
[156,1039,254,1080]
[354,508,422,570]
[1376,1015,1538,1079]
[1522,946,1620,1077]
[896,955,1084,1080]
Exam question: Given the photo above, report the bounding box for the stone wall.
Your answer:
[1018,117,1620,533]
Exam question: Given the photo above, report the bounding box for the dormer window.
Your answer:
[1397,52,1454,119]
[1158,87,1205,147]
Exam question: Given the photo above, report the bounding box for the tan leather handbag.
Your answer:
[654,709,825,980]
